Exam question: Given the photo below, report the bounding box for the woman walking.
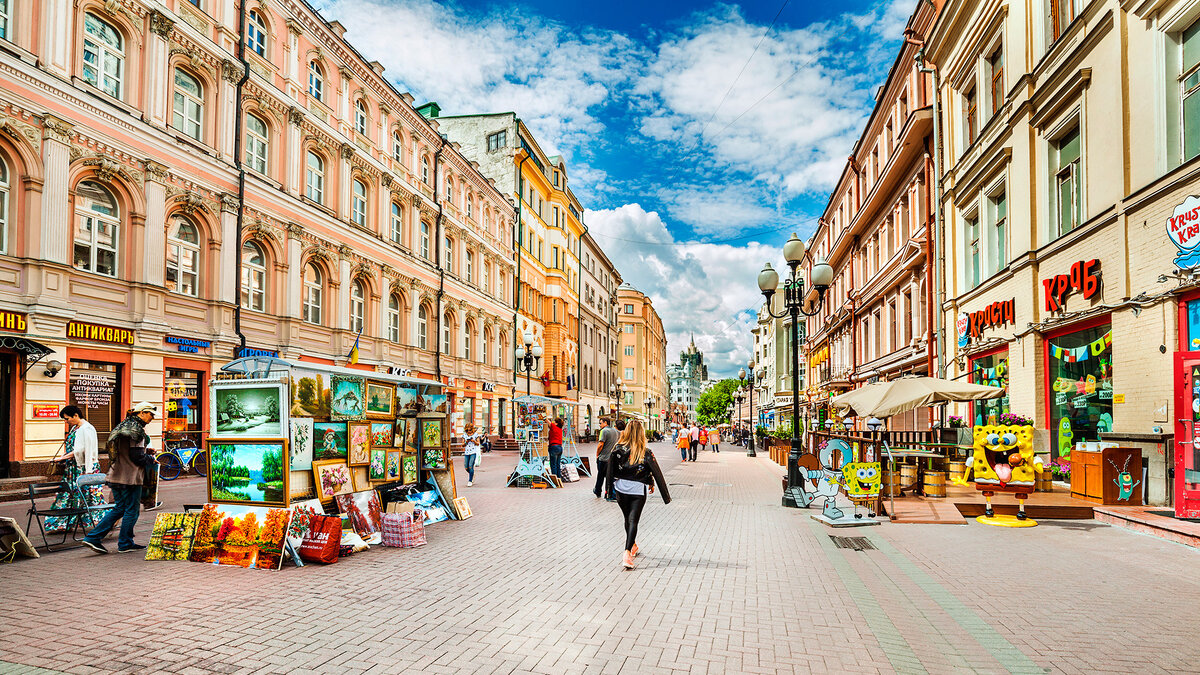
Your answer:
[45,406,107,533]
[463,423,483,486]
[677,428,690,462]
[606,419,671,569]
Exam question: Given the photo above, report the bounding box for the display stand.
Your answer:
[507,421,557,487]
[511,395,591,480]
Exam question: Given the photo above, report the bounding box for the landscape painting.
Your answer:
[329,375,366,421]
[370,422,393,448]
[365,382,395,418]
[290,369,331,418]
[145,512,199,561]
[208,440,287,506]
[335,490,383,545]
[189,503,293,570]
[313,422,348,460]
[211,383,286,438]
[425,393,449,414]
[348,422,371,465]
[289,418,314,471]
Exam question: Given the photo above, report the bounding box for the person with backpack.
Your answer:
[594,416,618,500]
[81,402,158,554]
[605,419,671,570]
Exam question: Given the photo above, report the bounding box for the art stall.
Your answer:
[138,356,470,570]
[506,395,590,488]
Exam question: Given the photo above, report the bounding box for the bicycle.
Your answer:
[156,433,208,481]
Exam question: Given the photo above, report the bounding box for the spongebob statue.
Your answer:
[962,424,1046,524]
[841,461,882,518]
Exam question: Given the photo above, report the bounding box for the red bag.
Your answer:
[298,514,341,564]
[381,510,425,548]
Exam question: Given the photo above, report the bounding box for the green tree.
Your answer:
[695,379,741,426]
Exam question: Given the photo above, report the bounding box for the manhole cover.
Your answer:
[704,482,733,487]
[829,535,876,551]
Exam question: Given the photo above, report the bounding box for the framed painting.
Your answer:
[335,490,383,545]
[289,418,314,471]
[453,497,472,520]
[401,453,418,484]
[370,422,393,448]
[347,422,371,466]
[145,512,199,561]
[189,503,293,570]
[368,447,387,481]
[290,369,331,418]
[313,422,348,460]
[425,393,449,414]
[311,459,354,505]
[350,465,372,492]
[207,439,289,507]
[365,382,395,419]
[329,375,367,421]
[422,446,447,471]
[396,386,421,415]
[419,416,446,450]
[210,380,288,439]
[285,498,326,552]
[385,450,401,481]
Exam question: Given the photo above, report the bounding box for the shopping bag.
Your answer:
[297,514,341,564]
[390,509,426,548]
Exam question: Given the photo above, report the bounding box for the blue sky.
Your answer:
[313,0,913,376]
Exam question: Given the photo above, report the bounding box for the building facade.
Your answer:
[667,335,708,422]
[0,0,518,475]
[577,232,622,432]
[616,283,669,432]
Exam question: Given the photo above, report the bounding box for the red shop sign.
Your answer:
[1043,259,1100,312]
[969,299,1015,338]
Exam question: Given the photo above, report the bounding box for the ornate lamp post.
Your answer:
[733,387,745,441]
[740,361,760,457]
[610,377,624,421]
[514,331,543,400]
[644,395,655,432]
[758,233,834,508]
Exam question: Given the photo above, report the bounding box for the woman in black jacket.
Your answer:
[605,419,671,569]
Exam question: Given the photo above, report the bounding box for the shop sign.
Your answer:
[1113,393,1125,404]
[70,373,116,407]
[31,405,60,419]
[481,382,496,392]
[808,345,829,368]
[166,336,211,353]
[236,346,278,358]
[967,299,1015,339]
[387,366,413,377]
[67,321,134,345]
[0,310,27,333]
[1166,195,1200,269]
[957,315,970,347]
[1043,259,1100,312]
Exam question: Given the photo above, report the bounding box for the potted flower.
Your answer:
[947,416,967,428]
[998,413,1034,427]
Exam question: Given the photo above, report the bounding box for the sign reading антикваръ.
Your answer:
[66,320,135,345]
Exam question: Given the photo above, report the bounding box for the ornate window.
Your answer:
[464,323,475,361]
[387,293,401,342]
[393,131,404,162]
[444,236,453,271]
[0,158,7,254]
[306,151,324,203]
[308,61,324,102]
[166,217,200,296]
[246,10,267,57]
[482,330,490,365]
[421,157,429,184]
[352,179,368,227]
[417,305,428,349]
[466,194,473,219]
[390,202,404,244]
[245,113,268,174]
[442,313,453,355]
[420,222,430,259]
[483,261,490,293]
[355,100,368,136]
[172,69,203,140]
[466,250,474,284]
[303,263,323,324]
[83,13,124,99]
[350,280,365,334]
[240,241,266,311]
[73,181,119,277]
[445,174,453,202]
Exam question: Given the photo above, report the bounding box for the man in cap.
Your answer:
[81,402,158,554]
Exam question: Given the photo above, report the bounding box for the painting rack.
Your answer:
[512,395,591,480]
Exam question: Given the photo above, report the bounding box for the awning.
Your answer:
[0,335,55,375]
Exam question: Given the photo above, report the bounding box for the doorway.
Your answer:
[1175,355,1200,518]
[0,353,14,478]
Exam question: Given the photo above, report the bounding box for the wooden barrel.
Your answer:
[882,471,903,496]
[1036,472,1054,492]
[900,463,917,487]
[924,471,947,498]
[949,460,967,482]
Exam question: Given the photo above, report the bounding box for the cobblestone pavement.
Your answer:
[2,443,1199,674]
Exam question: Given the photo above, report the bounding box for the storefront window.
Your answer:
[165,369,203,445]
[69,361,122,438]
[970,351,1010,426]
[1187,299,1200,351]
[1047,323,1113,454]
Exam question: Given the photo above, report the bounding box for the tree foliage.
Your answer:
[695,379,742,426]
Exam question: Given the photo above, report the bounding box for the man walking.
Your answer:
[688,423,700,462]
[594,417,618,500]
[81,402,158,554]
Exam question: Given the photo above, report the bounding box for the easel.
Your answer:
[511,395,592,481]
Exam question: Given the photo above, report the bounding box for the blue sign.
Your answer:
[166,336,211,353]
[237,347,279,358]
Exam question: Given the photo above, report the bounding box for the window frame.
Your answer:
[240,241,266,312]
[302,263,323,325]
[171,68,204,142]
[387,293,401,342]
[390,202,404,245]
[246,9,268,57]
[964,212,981,289]
[1051,125,1082,239]
[0,158,8,254]
[420,222,431,259]
[355,100,368,136]
[245,112,269,175]
[73,180,120,278]
[986,184,1008,277]
[350,280,366,335]
[989,44,1005,116]
[305,151,324,204]
[1181,19,1200,163]
[308,61,324,102]
[963,86,978,147]
[83,12,125,100]
[351,179,368,228]
[165,217,201,297]
[417,305,428,349]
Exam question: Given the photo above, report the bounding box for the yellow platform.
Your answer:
[976,514,1038,527]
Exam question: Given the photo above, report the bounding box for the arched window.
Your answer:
[445,174,453,202]
[444,236,453,271]
[421,157,429,184]
[465,250,474,284]
[350,280,365,334]
[392,131,403,162]
[466,194,473,219]
[387,293,401,342]
[482,330,490,365]
[355,100,368,136]
[0,159,8,254]
[306,151,324,203]
[73,181,119,277]
[303,263,322,324]
[83,13,124,98]
[420,222,431,259]
[442,313,453,355]
[483,261,490,293]
[166,217,200,296]
[352,179,368,227]
[308,61,324,102]
[499,334,507,368]
[172,69,203,140]
[390,202,404,244]
[246,10,268,57]
[246,113,268,174]
[464,322,473,361]
[241,241,266,311]
[417,305,428,349]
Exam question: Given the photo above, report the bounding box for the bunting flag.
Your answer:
[1048,330,1112,363]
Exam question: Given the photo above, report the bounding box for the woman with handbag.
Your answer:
[44,406,107,533]
[605,419,671,570]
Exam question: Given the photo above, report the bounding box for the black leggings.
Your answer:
[616,491,647,551]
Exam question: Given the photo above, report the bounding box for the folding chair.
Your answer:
[74,473,115,529]
[25,482,88,551]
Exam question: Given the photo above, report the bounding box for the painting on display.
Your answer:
[425,393,449,414]
[420,417,445,449]
[401,453,418,484]
[347,422,371,466]
[406,490,451,525]
[369,447,387,481]
[365,382,395,419]
[311,459,354,505]
[370,422,393,448]
[385,451,402,481]
[144,512,199,561]
[335,490,384,545]
[290,369,331,418]
[189,503,293,570]
[285,498,326,552]
[314,422,348,460]
[422,446,447,471]
[396,386,421,414]
[210,381,287,438]
[329,375,367,421]
[207,440,288,506]
[289,418,314,471]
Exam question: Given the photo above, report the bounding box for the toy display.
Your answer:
[957,424,1046,526]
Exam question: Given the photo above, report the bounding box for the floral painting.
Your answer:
[348,422,371,466]
[422,447,447,470]
[371,422,393,448]
[207,441,287,506]
[285,498,325,552]
[329,375,366,421]
[290,418,314,471]
[369,447,387,481]
[335,490,383,545]
[421,418,444,448]
[385,451,401,481]
[401,453,418,484]
[314,422,348,460]
[396,386,421,414]
[311,459,353,505]
[365,382,395,418]
[189,503,293,570]
[145,512,198,561]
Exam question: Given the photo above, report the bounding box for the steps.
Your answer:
[1094,506,1200,549]
[0,476,46,503]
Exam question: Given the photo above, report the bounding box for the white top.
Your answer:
[72,419,100,470]
[613,478,647,496]
[463,432,484,456]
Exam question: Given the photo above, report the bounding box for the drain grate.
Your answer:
[829,535,876,551]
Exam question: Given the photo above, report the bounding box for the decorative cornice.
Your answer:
[148,10,175,38]
[41,114,73,144]
[222,59,242,84]
[340,143,355,160]
[338,244,353,259]
[220,193,240,213]
[288,106,304,126]
[143,159,169,183]
[286,18,303,36]
[287,222,305,239]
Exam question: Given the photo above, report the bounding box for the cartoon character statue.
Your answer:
[1097,412,1113,434]
[795,440,848,520]
[841,461,881,518]
[961,424,1046,522]
[1057,418,1073,459]
[1109,456,1141,500]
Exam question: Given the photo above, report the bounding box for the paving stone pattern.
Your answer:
[1,444,1199,674]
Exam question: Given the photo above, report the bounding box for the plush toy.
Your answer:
[961,424,1045,521]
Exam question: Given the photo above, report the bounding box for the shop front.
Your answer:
[0,309,55,477]
[969,347,1010,426]
[1175,292,1200,518]
[1043,316,1114,460]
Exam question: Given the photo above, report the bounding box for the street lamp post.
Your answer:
[645,395,654,433]
[610,378,624,421]
[514,331,543,401]
[757,233,833,508]
[733,387,745,442]
[741,361,759,457]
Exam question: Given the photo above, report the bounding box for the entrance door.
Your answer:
[0,354,13,478]
[1174,355,1200,518]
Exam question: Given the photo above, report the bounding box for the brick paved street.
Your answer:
[2,443,1200,675]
